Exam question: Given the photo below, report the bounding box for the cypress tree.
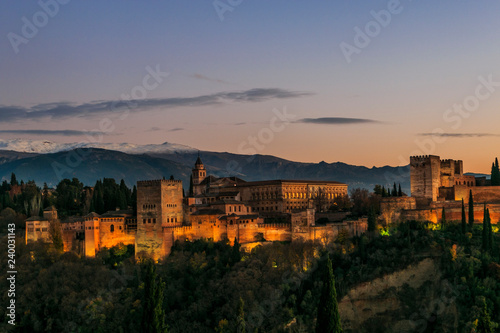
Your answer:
[487,208,493,252]
[237,297,246,333]
[492,158,500,186]
[142,260,168,333]
[232,238,241,264]
[316,257,342,333]
[468,190,474,230]
[367,207,376,233]
[461,199,467,235]
[10,173,18,186]
[381,187,387,197]
[477,299,494,333]
[132,185,137,214]
[189,175,194,197]
[392,183,397,197]
[441,207,446,230]
[482,204,489,252]
[398,184,402,197]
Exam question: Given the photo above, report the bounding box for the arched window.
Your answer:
[110,224,114,232]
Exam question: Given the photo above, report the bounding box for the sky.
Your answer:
[1,0,500,173]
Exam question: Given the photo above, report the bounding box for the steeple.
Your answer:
[195,151,203,168]
[192,153,206,187]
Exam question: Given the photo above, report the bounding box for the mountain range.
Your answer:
[0,139,410,192]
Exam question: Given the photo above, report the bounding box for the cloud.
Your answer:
[0,129,106,136]
[418,133,500,138]
[297,117,379,125]
[168,128,184,132]
[190,73,230,84]
[0,88,313,123]
[150,127,162,131]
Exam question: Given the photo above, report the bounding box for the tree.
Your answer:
[10,173,18,186]
[398,184,403,197]
[482,205,490,252]
[468,190,474,230]
[232,237,241,264]
[477,298,494,333]
[142,260,168,333]
[49,220,64,252]
[373,185,383,196]
[316,257,342,333]
[188,175,194,197]
[392,183,397,197]
[491,158,500,186]
[441,207,446,230]
[461,199,467,235]
[367,207,376,233]
[132,185,137,214]
[236,297,246,333]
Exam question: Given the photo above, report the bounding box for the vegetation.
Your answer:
[315,257,342,333]
[490,158,500,186]
[1,215,499,332]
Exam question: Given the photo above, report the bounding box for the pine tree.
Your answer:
[468,190,474,230]
[461,199,467,235]
[237,297,246,333]
[142,260,168,333]
[316,257,342,333]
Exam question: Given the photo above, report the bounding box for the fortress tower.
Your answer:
[410,155,441,203]
[136,179,184,260]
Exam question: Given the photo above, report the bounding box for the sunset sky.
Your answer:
[1,1,500,173]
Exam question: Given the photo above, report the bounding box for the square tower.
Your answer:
[410,155,441,202]
[136,179,184,260]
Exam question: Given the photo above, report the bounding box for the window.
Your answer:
[110,225,114,232]
[143,219,146,224]
[148,219,151,223]
[153,219,156,224]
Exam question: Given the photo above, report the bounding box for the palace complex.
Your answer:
[26,156,365,260]
[381,155,500,225]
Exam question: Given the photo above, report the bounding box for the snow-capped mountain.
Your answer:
[0,139,196,154]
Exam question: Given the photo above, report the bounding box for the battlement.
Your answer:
[257,223,291,229]
[137,179,183,186]
[410,155,440,163]
[162,226,193,232]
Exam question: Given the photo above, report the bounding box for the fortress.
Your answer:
[381,155,500,224]
[26,156,366,260]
